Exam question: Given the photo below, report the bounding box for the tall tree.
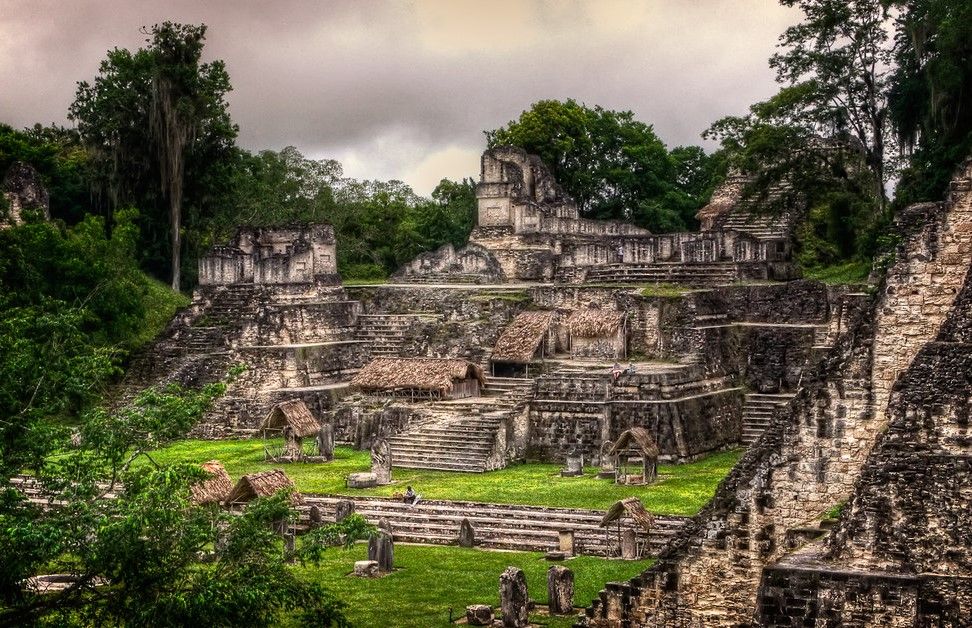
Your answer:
[70,22,237,290]
[771,0,896,213]
[887,0,972,205]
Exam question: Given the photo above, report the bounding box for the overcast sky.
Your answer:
[0,1,797,195]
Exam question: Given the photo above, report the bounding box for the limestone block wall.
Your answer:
[582,161,972,627]
[198,225,338,286]
[391,242,504,283]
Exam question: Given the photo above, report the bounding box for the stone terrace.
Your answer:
[301,495,687,557]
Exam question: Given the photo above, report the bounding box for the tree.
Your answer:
[485,99,710,231]
[887,0,972,205]
[70,22,237,290]
[771,0,896,213]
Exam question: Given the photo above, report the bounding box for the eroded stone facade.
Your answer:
[581,160,972,626]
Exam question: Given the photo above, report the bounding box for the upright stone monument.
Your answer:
[371,438,392,485]
[316,423,335,461]
[621,528,638,560]
[458,518,476,548]
[499,566,529,628]
[547,565,574,615]
[334,499,355,523]
[368,530,394,573]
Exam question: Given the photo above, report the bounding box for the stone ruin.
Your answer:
[579,159,972,625]
[1,161,50,227]
[393,146,798,285]
[119,147,866,477]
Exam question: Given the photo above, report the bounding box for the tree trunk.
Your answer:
[170,195,181,291]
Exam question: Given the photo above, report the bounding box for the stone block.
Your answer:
[465,604,494,626]
[334,499,355,522]
[368,530,394,573]
[499,566,529,628]
[353,560,379,578]
[346,472,378,489]
[547,565,574,615]
[458,518,476,548]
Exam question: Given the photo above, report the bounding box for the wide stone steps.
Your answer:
[585,262,739,287]
[741,393,795,445]
[301,495,688,557]
[390,412,505,473]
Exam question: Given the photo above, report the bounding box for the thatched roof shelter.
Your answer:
[491,310,554,363]
[608,427,660,459]
[225,469,299,505]
[600,497,655,531]
[189,460,233,505]
[568,308,626,338]
[351,357,485,394]
[260,399,320,438]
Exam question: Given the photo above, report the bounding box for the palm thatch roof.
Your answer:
[609,427,660,459]
[225,469,299,505]
[600,496,655,530]
[190,460,233,505]
[568,308,626,338]
[491,310,554,363]
[260,399,320,438]
[351,357,485,393]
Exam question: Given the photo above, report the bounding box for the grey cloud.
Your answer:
[0,0,797,194]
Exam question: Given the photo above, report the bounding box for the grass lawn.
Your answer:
[294,544,652,628]
[152,440,741,515]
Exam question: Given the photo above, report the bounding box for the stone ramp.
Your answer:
[584,262,739,286]
[301,495,687,557]
[740,393,794,445]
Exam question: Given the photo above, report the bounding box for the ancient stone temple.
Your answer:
[393,147,798,285]
[580,160,972,626]
[1,161,50,227]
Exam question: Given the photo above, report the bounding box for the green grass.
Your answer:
[295,544,652,628]
[130,275,190,349]
[468,290,531,303]
[342,278,389,286]
[802,260,872,285]
[151,440,741,516]
[639,283,691,298]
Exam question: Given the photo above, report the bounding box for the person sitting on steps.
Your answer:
[403,485,420,506]
[611,362,622,383]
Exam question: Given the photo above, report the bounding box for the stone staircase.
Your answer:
[389,410,506,473]
[584,262,739,286]
[301,495,687,557]
[483,376,535,400]
[719,209,791,239]
[354,313,437,358]
[740,393,795,445]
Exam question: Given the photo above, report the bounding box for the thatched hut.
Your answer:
[600,497,655,559]
[490,310,555,376]
[350,357,485,400]
[608,427,660,485]
[225,469,300,506]
[260,400,321,462]
[600,496,655,531]
[568,308,627,359]
[189,460,233,505]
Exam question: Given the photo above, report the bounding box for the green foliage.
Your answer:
[772,0,894,207]
[0,124,90,225]
[639,284,692,298]
[1,378,366,626]
[486,99,715,231]
[151,440,742,516]
[824,500,846,519]
[70,21,238,290]
[0,209,181,351]
[888,0,972,206]
[801,260,872,284]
